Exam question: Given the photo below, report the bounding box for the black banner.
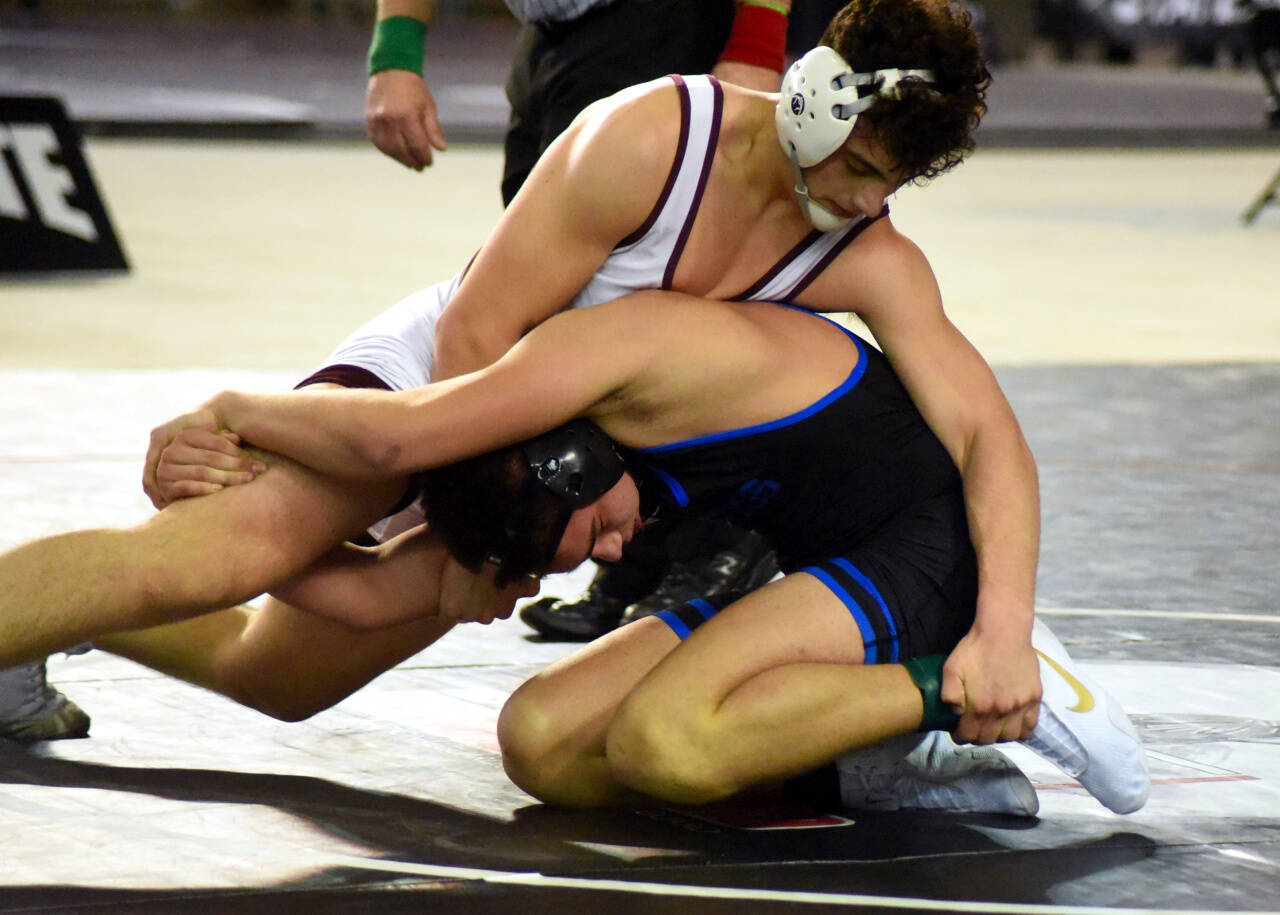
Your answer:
[1038,0,1280,45]
[1,96,128,273]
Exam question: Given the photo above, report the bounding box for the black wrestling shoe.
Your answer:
[519,582,630,641]
[521,524,672,641]
[622,529,779,623]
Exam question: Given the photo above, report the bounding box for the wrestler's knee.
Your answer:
[605,698,733,805]
[133,467,381,618]
[497,682,567,799]
[498,679,613,806]
[230,677,329,723]
[202,645,331,723]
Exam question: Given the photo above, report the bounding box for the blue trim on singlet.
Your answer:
[831,557,900,662]
[655,598,720,640]
[688,598,718,621]
[801,564,882,663]
[649,466,690,507]
[639,308,868,455]
[656,608,692,639]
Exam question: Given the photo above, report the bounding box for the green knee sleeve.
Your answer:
[902,654,960,732]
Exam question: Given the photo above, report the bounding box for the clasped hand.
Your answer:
[140,404,540,629]
[142,405,263,509]
[940,626,1042,744]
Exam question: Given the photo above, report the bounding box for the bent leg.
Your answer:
[499,615,681,806]
[505,492,982,808]
[0,451,404,667]
[500,573,927,807]
[605,573,925,804]
[98,596,456,722]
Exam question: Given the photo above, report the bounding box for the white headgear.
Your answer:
[775,46,935,231]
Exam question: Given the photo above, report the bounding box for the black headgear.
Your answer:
[521,419,627,507]
[477,420,629,583]
[421,420,630,585]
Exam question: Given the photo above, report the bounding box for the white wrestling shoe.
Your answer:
[837,731,1039,816]
[1021,618,1150,814]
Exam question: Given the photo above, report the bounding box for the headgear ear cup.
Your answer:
[774,46,935,231]
[776,46,869,168]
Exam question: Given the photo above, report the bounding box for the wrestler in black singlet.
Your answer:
[629,307,978,663]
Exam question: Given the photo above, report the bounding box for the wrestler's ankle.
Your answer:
[902,654,960,732]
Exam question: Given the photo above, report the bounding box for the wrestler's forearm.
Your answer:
[210,387,423,479]
[269,529,450,630]
[863,267,1040,637]
[216,305,631,478]
[375,0,435,24]
[940,421,1043,740]
[959,421,1040,639]
[211,364,567,480]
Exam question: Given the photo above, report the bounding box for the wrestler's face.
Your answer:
[547,474,644,572]
[802,122,903,221]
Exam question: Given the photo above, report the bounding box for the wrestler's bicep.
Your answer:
[439,85,682,371]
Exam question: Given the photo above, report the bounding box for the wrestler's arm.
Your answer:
[711,0,791,92]
[845,226,1042,745]
[143,87,675,505]
[365,0,445,170]
[431,82,678,379]
[268,525,538,629]
[150,301,648,481]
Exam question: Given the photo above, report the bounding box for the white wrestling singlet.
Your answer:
[314,75,883,394]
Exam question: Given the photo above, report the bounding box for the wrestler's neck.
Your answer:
[718,88,800,220]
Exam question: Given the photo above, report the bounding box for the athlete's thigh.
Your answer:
[509,607,683,740]
[137,448,406,608]
[100,592,453,719]
[232,596,457,718]
[637,490,978,708]
[625,572,866,711]
[813,489,979,662]
[506,573,860,758]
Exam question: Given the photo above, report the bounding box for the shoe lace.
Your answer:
[1,661,54,720]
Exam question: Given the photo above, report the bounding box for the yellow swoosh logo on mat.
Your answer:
[1035,649,1095,713]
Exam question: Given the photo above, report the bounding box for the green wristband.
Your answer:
[902,654,961,732]
[368,16,427,76]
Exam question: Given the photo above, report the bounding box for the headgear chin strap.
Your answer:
[775,45,934,231]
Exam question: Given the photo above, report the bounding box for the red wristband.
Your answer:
[718,2,788,74]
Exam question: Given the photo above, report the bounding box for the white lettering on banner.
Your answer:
[1080,0,1262,27]
[0,121,97,242]
[0,125,28,220]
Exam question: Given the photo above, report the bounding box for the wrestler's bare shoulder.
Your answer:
[796,216,940,318]
[533,79,686,234]
[563,78,684,172]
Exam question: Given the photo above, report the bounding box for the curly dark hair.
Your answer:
[822,0,990,182]
[421,445,573,588]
